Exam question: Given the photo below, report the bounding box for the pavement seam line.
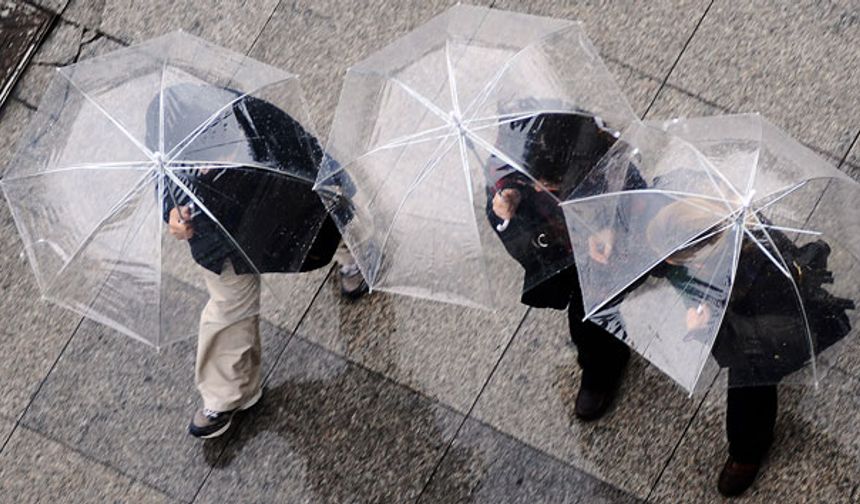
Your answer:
[645,372,719,502]
[413,306,531,503]
[246,0,282,56]
[10,423,176,500]
[0,314,82,454]
[641,0,714,120]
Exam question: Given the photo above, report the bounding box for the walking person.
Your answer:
[150,83,342,438]
[642,197,853,496]
[487,111,645,421]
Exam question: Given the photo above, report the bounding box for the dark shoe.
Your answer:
[574,386,615,421]
[338,263,368,300]
[574,357,628,422]
[717,456,761,497]
[188,388,262,439]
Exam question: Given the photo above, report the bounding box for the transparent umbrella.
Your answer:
[1,31,328,348]
[315,4,635,309]
[562,114,859,395]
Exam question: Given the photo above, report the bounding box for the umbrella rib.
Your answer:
[57,71,156,162]
[561,188,734,210]
[168,161,315,185]
[457,135,474,208]
[743,118,764,201]
[741,227,792,279]
[759,223,822,236]
[156,172,164,350]
[158,58,167,156]
[165,77,296,162]
[365,124,457,151]
[461,125,559,202]
[689,226,742,392]
[669,134,743,205]
[43,169,157,294]
[365,129,460,153]
[370,136,459,284]
[745,214,820,386]
[444,40,461,117]
[390,78,452,125]
[690,220,744,390]
[1,162,154,182]
[751,180,808,213]
[463,108,589,130]
[582,207,742,321]
[637,224,735,391]
[161,169,262,276]
[313,126,459,187]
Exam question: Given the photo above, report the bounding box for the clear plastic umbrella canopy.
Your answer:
[562,114,859,395]
[1,31,327,348]
[315,4,635,309]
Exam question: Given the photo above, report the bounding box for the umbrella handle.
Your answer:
[496,219,510,232]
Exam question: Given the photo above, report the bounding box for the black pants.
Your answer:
[726,384,777,463]
[567,298,630,391]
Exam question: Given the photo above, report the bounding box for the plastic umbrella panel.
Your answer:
[2,31,327,348]
[562,115,859,394]
[316,4,636,309]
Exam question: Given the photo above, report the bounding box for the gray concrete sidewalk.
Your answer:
[0,1,859,503]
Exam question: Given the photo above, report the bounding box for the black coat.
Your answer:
[710,234,853,383]
[155,87,339,275]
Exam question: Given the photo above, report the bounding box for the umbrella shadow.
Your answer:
[201,282,480,501]
[203,362,479,502]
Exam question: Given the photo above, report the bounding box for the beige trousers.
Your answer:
[196,260,262,412]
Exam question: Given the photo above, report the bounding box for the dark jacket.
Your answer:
[152,85,339,275]
[710,234,853,383]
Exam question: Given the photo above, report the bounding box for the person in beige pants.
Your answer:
[154,85,356,439]
[168,207,264,439]
[196,259,263,414]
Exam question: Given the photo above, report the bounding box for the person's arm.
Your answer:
[486,173,541,269]
[161,173,197,240]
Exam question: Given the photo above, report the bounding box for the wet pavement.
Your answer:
[1,1,859,503]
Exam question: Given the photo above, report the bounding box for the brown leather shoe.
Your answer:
[717,457,761,497]
[574,386,614,421]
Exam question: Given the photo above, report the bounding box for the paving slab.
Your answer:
[0,187,81,421]
[652,0,860,161]
[844,135,860,180]
[491,0,712,116]
[0,98,34,175]
[297,273,526,415]
[420,416,644,504]
[19,310,301,501]
[649,369,860,503]
[0,425,173,504]
[196,336,469,504]
[0,413,14,448]
[9,18,86,106]
[469,307,700,500]
[61,0,280,51]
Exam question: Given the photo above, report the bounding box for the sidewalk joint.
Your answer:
[641,0,714,120]
[413,306,530,503]
[0,315,82,454]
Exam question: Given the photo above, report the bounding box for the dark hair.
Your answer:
[508,112,617,189]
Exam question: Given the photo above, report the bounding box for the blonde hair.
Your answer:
[646,198,732,264]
